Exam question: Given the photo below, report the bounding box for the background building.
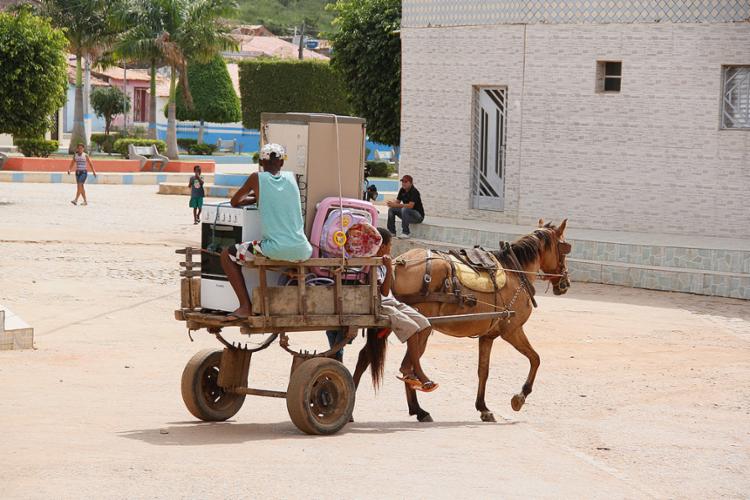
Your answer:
[399,0,750,239]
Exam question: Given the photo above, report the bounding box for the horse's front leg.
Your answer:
[399,328,433,422]
[405,384,433,422]
[475,335,497,422]
[502,327,540,411]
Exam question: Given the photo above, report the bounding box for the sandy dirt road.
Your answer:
[1,183,748,499]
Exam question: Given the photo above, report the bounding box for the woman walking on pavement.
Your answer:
[67,143,97,205]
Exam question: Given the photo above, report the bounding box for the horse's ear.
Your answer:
[558,219,568,235]
[538,218,544,227]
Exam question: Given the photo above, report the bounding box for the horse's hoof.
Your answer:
[511,394,526,412]
[480,411,496,423]
[418,413,433,423]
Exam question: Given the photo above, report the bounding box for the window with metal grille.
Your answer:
[721,66,750,129]
[596,61,622,93]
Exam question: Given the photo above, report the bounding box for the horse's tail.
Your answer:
[366,328,388,390]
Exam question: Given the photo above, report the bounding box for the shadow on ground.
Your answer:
[562,283,750,322]
[118,419,519,445]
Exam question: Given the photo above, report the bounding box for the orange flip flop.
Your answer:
[416,381,439,393]
[396,374,423,389]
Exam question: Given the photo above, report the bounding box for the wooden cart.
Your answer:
[175,247,514,435]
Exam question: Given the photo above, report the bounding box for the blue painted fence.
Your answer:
[155,123,395,160]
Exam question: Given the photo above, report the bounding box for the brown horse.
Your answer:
[353,219,571,423]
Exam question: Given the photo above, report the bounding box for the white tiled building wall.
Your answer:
[400,22,750,238]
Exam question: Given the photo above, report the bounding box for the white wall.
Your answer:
[400,22,750,238]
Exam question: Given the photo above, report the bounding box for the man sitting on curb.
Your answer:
[386,175,424,239]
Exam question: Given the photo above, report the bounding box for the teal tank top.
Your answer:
[258,171,312,262]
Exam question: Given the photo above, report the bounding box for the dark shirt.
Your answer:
[396,186,424,217]
[189,175,205,198]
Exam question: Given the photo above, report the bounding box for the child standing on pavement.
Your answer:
[66,143,97,206]
[189,165,205,224]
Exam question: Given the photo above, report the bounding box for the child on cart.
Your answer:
[375,228,438,392]
[220,143,312,319]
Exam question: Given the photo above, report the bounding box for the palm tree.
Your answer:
[113,0,165,140]
[158,0,238,159]
[41,0,120,152]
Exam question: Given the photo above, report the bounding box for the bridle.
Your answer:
[538,230,571,290]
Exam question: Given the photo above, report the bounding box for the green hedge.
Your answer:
[177,138,198,149]
[113,138,166,156]
[188,143,217,155]
[91,133,119,153]
[365,160,396,178]
[239,58,351,129]
[14,138,59,157]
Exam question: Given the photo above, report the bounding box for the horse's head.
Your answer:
[537,218,572,295]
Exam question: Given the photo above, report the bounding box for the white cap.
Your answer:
[260,143,287,160]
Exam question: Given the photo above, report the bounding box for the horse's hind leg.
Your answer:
[502,327,540,411]
[353,345,370,390]
[475,335,497,422]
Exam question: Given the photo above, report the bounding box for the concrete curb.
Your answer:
[0,171,214,186]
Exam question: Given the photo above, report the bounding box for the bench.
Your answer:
[216,138,240,154]
[128,144,169,171]
[373,148,397,165]
[0,150,24,170]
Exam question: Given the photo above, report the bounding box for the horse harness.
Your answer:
[394,246,537,320]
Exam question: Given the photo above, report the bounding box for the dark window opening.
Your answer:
[597,60,622,93]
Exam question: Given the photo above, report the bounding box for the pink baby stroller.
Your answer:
[309,197,380,282]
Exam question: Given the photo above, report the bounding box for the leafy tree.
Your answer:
[328,0,401,146]
[113,0,167,140]
[91,86,130,135]
[40,0,122,152]
[0,10,67,138]
[174,55,241,143]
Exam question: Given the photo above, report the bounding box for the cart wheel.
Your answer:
[286,357,355,435]
[181,349,245,422]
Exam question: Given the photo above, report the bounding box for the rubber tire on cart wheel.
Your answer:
[286,357,355,435]
[181,348,246,421]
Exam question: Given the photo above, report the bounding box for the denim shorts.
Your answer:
[75,170,88,184]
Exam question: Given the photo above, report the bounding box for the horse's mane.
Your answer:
[493,223,557,269]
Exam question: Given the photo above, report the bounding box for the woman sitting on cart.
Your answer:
[220,143,313,319]
[375,228,438,392]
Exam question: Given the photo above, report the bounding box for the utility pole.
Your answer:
[298,21,305,60]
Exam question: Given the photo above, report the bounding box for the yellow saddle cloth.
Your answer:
[448,254,506,293]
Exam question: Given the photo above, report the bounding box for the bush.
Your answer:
[188,143,217,155]
[365,160,396,178]
[177,138,198,150]
[14,138,59,157]
[113,138,166,156]
[91,133,119,153]
[175,55,241,124]
[239,59,351,129]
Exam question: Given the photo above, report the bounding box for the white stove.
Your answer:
[200,202,281,312]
